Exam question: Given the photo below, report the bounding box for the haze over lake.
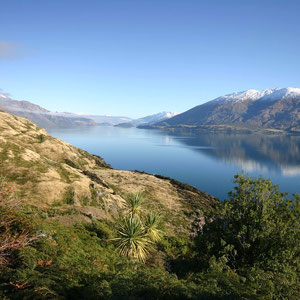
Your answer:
[50,127,300,199]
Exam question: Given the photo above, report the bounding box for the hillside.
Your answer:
[0,112,216,230]
[143,88,300,132]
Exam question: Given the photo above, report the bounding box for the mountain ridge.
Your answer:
[0,91,134,128]
[0,90,177,129]
[211,87,300,103]
[0,92,97,129]
[143,87,300,133]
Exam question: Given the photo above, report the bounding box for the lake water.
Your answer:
[50,126,300,199]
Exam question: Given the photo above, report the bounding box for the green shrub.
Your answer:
[193,173,300,299]
[37,134,46,143]
[62,188,75,204]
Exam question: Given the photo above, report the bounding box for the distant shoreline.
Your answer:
[138,124,300,135]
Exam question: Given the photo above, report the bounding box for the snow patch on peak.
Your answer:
[258,87,300,101]
[160,111,179,118]
[212,90,265,103]
[276,87,300,98]
[132,111,179,126]
[211,87,300,103]
[0,93,9,99]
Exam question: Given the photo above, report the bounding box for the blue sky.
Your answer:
[1,0,300,118]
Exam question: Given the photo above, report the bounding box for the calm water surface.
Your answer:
[50,126,300,199]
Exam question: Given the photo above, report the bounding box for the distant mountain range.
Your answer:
[0,93,98,129]
[141,88,300,133]
[3,87,299,133]
[51,112,132,126]
[0,91,177,130]
[115,111,178,128]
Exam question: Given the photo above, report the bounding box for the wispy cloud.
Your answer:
[0,41,21,61]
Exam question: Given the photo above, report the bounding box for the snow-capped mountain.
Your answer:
[115,111,179,128]
[147,88,300,132]
[132,111,179,126]
[212,88,300,103]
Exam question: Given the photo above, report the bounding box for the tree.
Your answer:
[196,173,299,268]
[114,216,153,262]
[114,192,164,262]
[193,173,300,298]
[144,212,163,242]
[123,192,145,217]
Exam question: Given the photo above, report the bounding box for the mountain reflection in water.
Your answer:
[169,132,300,176]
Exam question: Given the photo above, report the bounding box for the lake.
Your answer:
[50,126,300,199]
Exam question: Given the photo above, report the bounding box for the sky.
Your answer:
[0,0,300,118]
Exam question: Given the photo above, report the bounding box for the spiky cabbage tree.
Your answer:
[124,192,145,217]
[114,216,153,262]
[145,212,163,242]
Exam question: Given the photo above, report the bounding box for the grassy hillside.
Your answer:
[0,112,216,231]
